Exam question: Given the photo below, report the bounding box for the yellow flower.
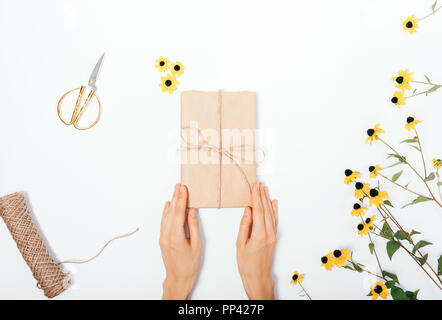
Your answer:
[159,73,179,94]
[392,69,413,91]
[332,249,351,267]
[155,56,170,72]
[357,222,370,236]
[369,165,382,178]
[404,116,421,131]
[433,158,442,170]
[365,124,385,144]
[391,91,406,107]
[351,203,367,217]
[402,15,419,34]
[170,61,185,76]
[368,188,389,208]
[354,182,370,199]
[290,270,304,285]
[344,169,360,184]
[320,253,335,271]
[364,215,376,229]
[370,282,389,300]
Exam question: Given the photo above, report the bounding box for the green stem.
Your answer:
[410,80,441,86]
[298,283,312,300]
[414,128,427,178]
[419,5,442,21]
[378,173,428,198]
[378,137,442,208]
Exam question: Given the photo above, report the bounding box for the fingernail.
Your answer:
[190,209,196,218]
[274,199,278,207]
[244,209,250,217]
[175,184,180,191]
[180,185,186,193]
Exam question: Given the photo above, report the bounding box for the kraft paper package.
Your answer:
[180,91,257,208]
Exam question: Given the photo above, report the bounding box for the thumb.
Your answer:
[237,207,252,245]
[187,208,201,249]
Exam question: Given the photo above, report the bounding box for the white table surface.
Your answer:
[0,0,441,299]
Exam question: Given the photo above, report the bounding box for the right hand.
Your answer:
[236,182,278,300]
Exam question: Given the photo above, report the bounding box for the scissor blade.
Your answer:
[88,52,105,91]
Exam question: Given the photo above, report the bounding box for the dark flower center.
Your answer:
[391,97,398,104]
[357,223,364,231]
[165,80,172,86]
[370,189,379,197]
[369,166,375,172]
[159,61,165,66]
[407,116,414,123]
[345,169,353,176]
[292,274,298,281]
[396,76,404,84]
[321,256,328,264]
[333,250,342,258]
[365,217,371,224]
[174,65,180,71]
[406,21,413,28]
[374,285,383,294]
[367,129,375,136]
[355,182,363,190]
[353,203,361,210]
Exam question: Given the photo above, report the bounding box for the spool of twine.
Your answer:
[0,192,70,298]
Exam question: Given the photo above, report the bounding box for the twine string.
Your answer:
[0,192,139,298]
[58,228,139,265]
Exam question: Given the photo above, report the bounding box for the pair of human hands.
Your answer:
[159,182,278,300]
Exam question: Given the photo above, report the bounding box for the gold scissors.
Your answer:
[57,53,105,130]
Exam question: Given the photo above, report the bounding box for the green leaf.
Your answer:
[438,255,442,275]
[394,230,409,240]
[412,88,417,95]
[438,182,442,186]
[409,145,421,152]
[405,289,419,300]
[432,0,438,12]
[383,270,400,284]
[426,85,441,95]
[384,280,396,289]
[412,240,433,254]
[369,243,375,255]
[417,253,428,266]
[381,222,393,239]
[367,291,373,296]
[400,138,417,144]
[392,170,403,182]
[402,196,432,208]
[384,161,403,169]
[386,154,406,162]
[410,229,421,236]
[424,75,431,83]
[350,261,363,272]
[425,172,435,181]
[391,286,408,300]
[386,241,401,260]
[343,265,355,271]
[383,200,394,207]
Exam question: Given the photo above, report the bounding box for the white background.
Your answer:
[0,0,441,300]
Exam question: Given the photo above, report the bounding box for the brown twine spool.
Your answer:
[0,192,70,298]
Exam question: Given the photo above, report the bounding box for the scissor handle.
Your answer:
[57,86,101,130]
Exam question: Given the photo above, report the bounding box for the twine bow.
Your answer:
[180,91,265,208]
